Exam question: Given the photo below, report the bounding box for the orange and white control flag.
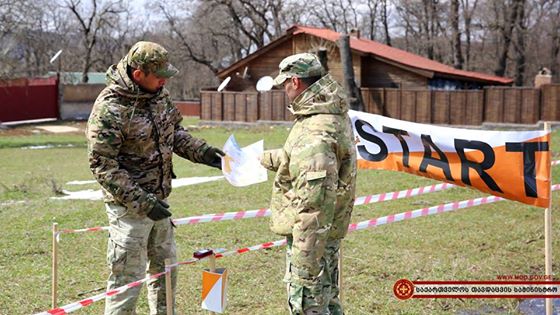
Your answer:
[201,268,228,313]
[349,110,551,208]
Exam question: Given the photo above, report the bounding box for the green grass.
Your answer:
[0,121,558,314]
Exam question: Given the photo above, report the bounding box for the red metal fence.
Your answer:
[201,84,560,125]
[0,77,58,123]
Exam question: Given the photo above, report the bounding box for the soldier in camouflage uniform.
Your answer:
[260,53,357,314]
[86,41,225,315]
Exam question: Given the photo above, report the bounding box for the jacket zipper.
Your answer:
[147,108,166,197]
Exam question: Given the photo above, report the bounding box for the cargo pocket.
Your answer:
[107,239,128,273]
[107,237,146,277]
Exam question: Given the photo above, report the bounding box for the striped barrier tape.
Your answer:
[57,182,457,237]
[36,248,228,315]
[54,160,560,236]
[35,272,165,315]
[38,183,560,314]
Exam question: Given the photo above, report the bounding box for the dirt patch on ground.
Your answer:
[0,121,87,137]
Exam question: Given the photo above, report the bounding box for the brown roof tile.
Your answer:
[290,25,512,85]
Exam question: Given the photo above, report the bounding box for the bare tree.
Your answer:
[157,2,231,74]
[65,0,124,83]
[306,0,361,33]
[459,0,478,70]
[490,0,518,77]
[544,0,560,81]
[362,0,380,41]
[395,0,447,60]
[381,0,392,46]
[512,0,526,85]
[450,0,464,69]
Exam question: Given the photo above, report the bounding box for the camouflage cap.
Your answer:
[273,53,326,86]
[127,41,178,78]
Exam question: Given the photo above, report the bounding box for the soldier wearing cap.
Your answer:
[86,41,225,314]
[260,53,357,314]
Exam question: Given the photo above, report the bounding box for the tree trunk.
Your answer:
[338,33,363,111]
[460,0,478,70]
[494,0,518,77]
[513,0,526,86]
[381,0,391,46]
[548,4,560,82]
[451,0,464,69]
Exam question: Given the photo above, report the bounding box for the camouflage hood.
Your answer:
[289,74,348,117]
[104,56,167,101]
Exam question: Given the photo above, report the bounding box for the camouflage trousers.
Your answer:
[285,237,343,315]
[104,202,177,315]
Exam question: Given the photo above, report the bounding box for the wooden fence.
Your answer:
[201,90,292,122]
[200,84,560,125]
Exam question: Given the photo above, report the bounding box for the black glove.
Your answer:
[202,146,225,170]
[147,199,172,221]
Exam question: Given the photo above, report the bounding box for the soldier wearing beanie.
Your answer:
[260,53,357,315]
[86,41,225,314]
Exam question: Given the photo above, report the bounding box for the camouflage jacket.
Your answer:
[86,57,211,215]
[261,74,357,240]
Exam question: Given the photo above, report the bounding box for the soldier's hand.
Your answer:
[203,146,225,170]
[147,199,172,221]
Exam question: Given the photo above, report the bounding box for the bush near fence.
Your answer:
[200,84,560,125]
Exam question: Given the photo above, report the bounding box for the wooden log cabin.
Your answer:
[215,25,512,92]
[201,25,536,125]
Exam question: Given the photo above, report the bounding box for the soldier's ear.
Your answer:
[131,68,144,82]
[293,77,307,91]
[292,77,301,89]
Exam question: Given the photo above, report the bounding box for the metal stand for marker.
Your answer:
[165,258,174,315]
[544,122,554,315]
[52,222,58,309]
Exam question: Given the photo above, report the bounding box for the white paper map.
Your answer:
[222,134,267,187]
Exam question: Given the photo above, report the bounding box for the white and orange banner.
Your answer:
[348,110,551,208]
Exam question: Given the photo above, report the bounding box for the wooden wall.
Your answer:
[201,84,560,125]
[361,58,428,88]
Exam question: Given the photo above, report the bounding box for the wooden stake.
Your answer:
[51,222,58,309]
[165,259,173,315]
[544,122,553,315]
[338,244,343,303]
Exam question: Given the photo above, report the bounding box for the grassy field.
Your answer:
[0,119,558,315]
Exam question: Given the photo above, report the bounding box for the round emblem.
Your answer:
[393,279,414,300]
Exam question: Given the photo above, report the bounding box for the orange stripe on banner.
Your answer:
[201,271,221,301]
[358,134,551,208]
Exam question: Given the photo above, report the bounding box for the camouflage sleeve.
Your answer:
[261,149,284,171]
[169,104,210,162]
[290,135,339,266]
[87,101,157,215]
